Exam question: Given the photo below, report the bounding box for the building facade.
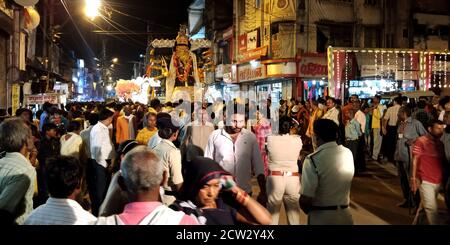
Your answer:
[202,0,449,101]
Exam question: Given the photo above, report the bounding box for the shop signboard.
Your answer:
[237,46,268,63]
[223,27,233,40]
[247,29,259,50]
[25,93,62,105]
[298,55,327,78]
[224,65,237,84]
[361,65,396,78]
[395,71,420,81]
[12,84,20,116]
[266,62,297,77]
[216,64,236,83]
[238,62,266,83]
[238,34,247,53]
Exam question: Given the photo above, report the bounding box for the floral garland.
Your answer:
[173,53,193,85]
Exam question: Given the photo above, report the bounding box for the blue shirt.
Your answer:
[39,111,48,132]
[395,117,427,163]
[345,119,362,141]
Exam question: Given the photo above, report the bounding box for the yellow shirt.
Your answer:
[148,107,157,114]
[372,106,381,129]
[136,127,158,145]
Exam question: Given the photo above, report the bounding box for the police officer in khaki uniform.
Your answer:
[153,116,183,206]
[266,117,303,225]
[299,119,355,225]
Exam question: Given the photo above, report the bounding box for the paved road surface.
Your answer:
[252,159,449,225]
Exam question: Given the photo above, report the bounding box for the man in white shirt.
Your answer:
[88,108,115,216]
[382,96,402,162]
[353,101,367,172]
[0,118,36,225]
[80,113,99,163]
[180,107,215,162]
[205,102,267,205]
[300,119,355,225]
[322,97,340,126]
[24,156,96,225]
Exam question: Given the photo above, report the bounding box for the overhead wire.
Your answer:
[87,19,144,49]
[98,14,147,46]
[103,1,178,31]
[60,0,95,58]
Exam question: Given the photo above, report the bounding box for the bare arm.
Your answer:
[233,186,271,225]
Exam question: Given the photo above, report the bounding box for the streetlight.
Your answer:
[112,57,118,63]
[84,0,101,20]
[110,64,114,68]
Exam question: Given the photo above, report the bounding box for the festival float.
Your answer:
[149,25,213,103]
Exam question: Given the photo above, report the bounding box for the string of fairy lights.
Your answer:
[327,47,450,98]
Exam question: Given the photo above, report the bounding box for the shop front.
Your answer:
[260,60,296,104]
[326,47,443,101]
[297,53,328,100]
[211,63,238,102]
[237,60,266,102]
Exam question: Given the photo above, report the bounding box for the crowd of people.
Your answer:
[0,93,449,225]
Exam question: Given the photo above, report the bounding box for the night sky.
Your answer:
[58,0,192,79]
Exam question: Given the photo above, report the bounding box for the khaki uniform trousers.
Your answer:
[266,175,301,225]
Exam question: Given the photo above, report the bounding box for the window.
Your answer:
[364,26,381,48]
[219,41,232,65]
[316,24,353,52]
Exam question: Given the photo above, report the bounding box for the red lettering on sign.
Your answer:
[300,63,327,76]
[239,67,263,82]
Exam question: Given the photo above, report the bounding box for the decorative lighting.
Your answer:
[433,54,437,88]
[402,52,406,86]
[386,52,391,80]
[445,53,448,87]
[395,52,399,82]
[375,51,378,81]
[336,51,341,96]
[410,52,413,81]
[345,51,349,90]
[380,51,384,81]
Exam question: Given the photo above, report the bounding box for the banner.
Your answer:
[12,84,20,116]
[25,93,61,105]
[237,46,268,63]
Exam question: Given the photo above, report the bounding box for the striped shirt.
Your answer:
[24,198,97,225]
[0,152,36,225]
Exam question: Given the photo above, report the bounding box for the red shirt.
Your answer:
[412,134,444,184]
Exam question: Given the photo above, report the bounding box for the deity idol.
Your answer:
[166,26,200,102]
